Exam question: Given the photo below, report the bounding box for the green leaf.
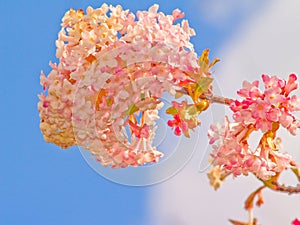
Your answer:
[209,58,220,69]
[107,97,114,106]
[291,167,300,181]
[199,49,210,69]
[186,105,198,116]
[198,49,220,76]
[175,91,183,99]
[194,77,213,100]
[125,104,139,115]
[140,92,145,101]
[166,106,178,115]
[197,77,213,92]
[183,130,190,138]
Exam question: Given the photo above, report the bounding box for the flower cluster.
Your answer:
[167,100,201,137]
[38,4,202,168]
[230,74,300,134]
[207,165,228,190]
[209,74,300,180]
[166,49,216,138]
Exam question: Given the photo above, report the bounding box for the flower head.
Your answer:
[167,100,201,137]
[209,74,299,180]
[231,74,300,135]
[39,4,202,168]
[208,116,294,180]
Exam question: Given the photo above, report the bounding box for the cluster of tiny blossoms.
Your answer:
[167,100,201,137]
[38,4,203,168]
[208,74,300,181]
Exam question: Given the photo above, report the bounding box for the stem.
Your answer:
[248,208,254,225]
[265,181,300,194]
[200,93,233,105]
[177,87,234,105]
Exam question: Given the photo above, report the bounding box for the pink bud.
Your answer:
[292,218,300,225]
[174,127,181,136]
[284,73,298,96]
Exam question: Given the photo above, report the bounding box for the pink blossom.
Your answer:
[231,74,300,135]
[210,74,299,180]
[208,116,294,180]
[284,74,298,96]
[128,120,150,139]
[264,87,285,105]
[172,8,184,22]
[237,80,261,99]
[262,74,285,89]
[39,4,201,168]
[288,95,300,111]
[167,114,183,136]
[292,218,300,225]
[167,100,200,137]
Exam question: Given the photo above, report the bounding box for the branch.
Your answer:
[177,87,234,106]
[263,179,300,195]
[201,93,233,105]
[268,182,300,194]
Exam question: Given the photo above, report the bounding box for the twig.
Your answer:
[177,87,234,106]
[268,182,300,195]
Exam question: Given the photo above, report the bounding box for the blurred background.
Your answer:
[1,0,299,224]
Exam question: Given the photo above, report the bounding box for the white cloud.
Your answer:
[195,0,267,26]
[150,0,300,224]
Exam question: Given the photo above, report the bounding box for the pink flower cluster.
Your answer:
[231,74,300,134]
[38,4,201,168]
[167,100,200,137]
[209,74,300,180]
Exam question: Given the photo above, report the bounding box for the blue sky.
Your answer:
[0,1,268,225]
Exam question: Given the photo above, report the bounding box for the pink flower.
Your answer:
[264,87,285,105]
[237,80,262,99]
[231,74,300,135]
[209,116,294,180]
[172,8,184,22]
[39,4,201,168]
[292,218,300,225]
[262,74,285,89]
[167,100,200,137]
[128,120,150,139]
[208,74,300,180]
[168,114,182,136]
[284,74,298,96]
[209,74,299,180]
[288,95,300,111]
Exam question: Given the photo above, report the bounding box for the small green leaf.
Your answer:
[209,58,220,69]
[125,104,139,115]
[291,167,300,181]
[199,49,210,69]
[183,130,190,138]
[198,49,220,76]
[175,91,183,99]
[166,106,178,115]
[186,105,198,116]
[197,77,213,92]
[193,77,213,101]
[140,92,145,101]
[107,97,114,106]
